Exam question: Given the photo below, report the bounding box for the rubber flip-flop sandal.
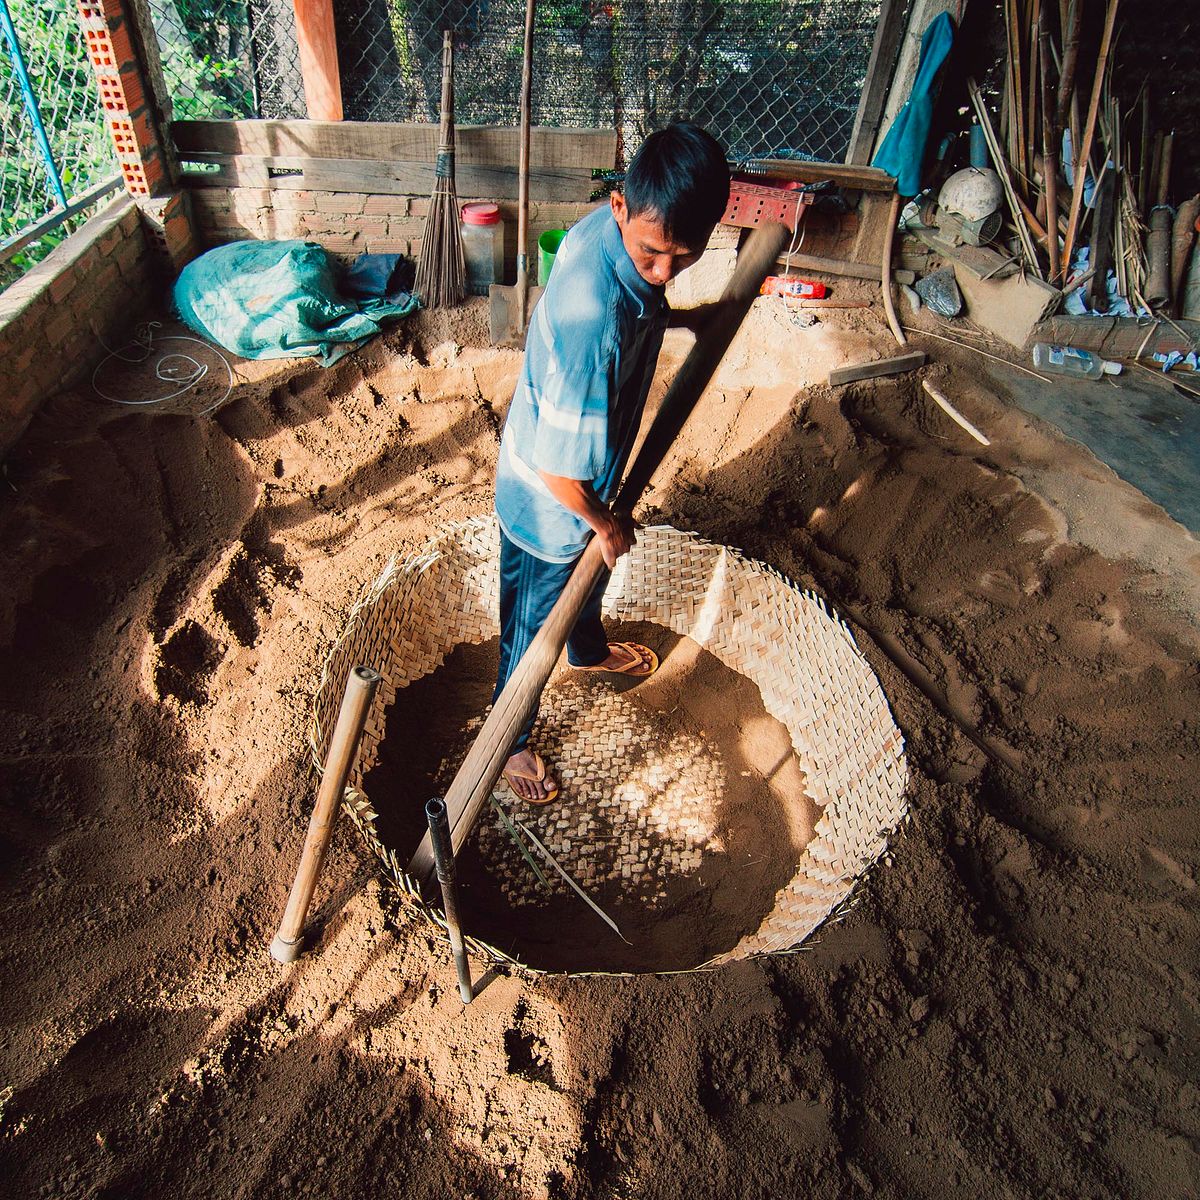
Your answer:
[573,641,659,678]
[502,749,559,806]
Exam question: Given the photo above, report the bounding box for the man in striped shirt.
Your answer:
[493,123,730,803]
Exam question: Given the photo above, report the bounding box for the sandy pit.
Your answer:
[1,293,1198,1199]
[367,626,813,975]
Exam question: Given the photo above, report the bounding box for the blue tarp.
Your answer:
[174,240,418,366]
[873,12,956,197]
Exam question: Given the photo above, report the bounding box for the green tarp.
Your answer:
[174,240,418,365]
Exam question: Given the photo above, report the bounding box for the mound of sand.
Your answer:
[1,298,1197,1198]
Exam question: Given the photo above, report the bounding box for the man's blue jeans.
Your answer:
[493,529,611,754]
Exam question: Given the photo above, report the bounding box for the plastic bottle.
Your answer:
[759,276,827,299]
[460,203,505,296]
[1031,343,1123,379]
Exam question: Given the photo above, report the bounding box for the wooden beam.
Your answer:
[777,250,915,285]
[743,158,896,193]
[171,120,619,171]
[828,351,926,385]
[846,0,908,166]
[292,0,342,121]
[178,152,595,201]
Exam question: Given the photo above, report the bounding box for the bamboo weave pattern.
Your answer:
[310,516,909,973]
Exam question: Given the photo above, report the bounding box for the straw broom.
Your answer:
[415,31,466,309]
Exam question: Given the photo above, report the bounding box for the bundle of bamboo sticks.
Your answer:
[974,0,1197,317]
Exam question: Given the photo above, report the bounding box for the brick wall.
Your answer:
[0,196,156,457]
[187,187,600,274]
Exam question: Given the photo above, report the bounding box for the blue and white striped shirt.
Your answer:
[494,204,669,562]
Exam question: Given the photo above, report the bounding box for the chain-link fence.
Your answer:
[338,0,887,166]
[151,0,889,168]
[1,0,119,287]
[144,0,305,120]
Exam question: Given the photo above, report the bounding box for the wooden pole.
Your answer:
[270,665,381,962]
[845,0,907,166]
[407,221,791,884]
[515,0,536,334]
[292,0,343,121]
[1061,0,1119,272]
[881,191,906,347]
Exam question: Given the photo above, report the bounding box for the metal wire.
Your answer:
[1,0,117,284]
[336,0,887,166]
[144,0,887,167]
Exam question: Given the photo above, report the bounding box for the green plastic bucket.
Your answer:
[537,229,567,285]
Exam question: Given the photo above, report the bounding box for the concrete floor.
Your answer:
[989,363,1200,535]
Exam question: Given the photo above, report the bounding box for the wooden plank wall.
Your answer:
[172,120,618,202]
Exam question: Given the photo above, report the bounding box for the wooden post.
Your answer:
[270,665,380,962]
[845,0,907,166]
[292,0,343,121]
[407,221,791,885]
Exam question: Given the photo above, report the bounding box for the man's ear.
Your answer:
[610,192,626,225]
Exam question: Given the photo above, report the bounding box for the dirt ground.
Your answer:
[1,291,1198,1200]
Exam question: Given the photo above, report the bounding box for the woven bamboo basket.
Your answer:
[310,516,908,973]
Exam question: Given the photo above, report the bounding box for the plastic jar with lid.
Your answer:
[460,203,505,295]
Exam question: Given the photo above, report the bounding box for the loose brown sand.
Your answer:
[1,296,1198,1199]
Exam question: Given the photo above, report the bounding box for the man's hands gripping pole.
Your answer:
[536,472,638,568]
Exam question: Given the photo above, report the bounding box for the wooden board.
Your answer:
[829,351,927,385]
[910,225,1020,280]
[178,153,596,202]
[172,120,618,170]
[740,159,897,193]
[778,250,915,286]
[1035,315,1200,359]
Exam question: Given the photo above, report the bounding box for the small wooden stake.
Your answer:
[270,665,381,963]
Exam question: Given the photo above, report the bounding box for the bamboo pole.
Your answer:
[1006,0,1026,178]
[1061,0,1119,271]
[426,797,473,1003]
[1155,130,1174,208]
[1039,8,1061,282]
[1137,86,1151,215]
[1026,0,1043,186]
[270,665,381,962]
[407,221,791,884]
[967,78,1042,275]
[1055,0,1081,134]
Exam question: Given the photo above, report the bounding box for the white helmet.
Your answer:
[938,168,1003,222]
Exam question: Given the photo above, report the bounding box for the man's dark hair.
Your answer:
[623,123,730,249]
